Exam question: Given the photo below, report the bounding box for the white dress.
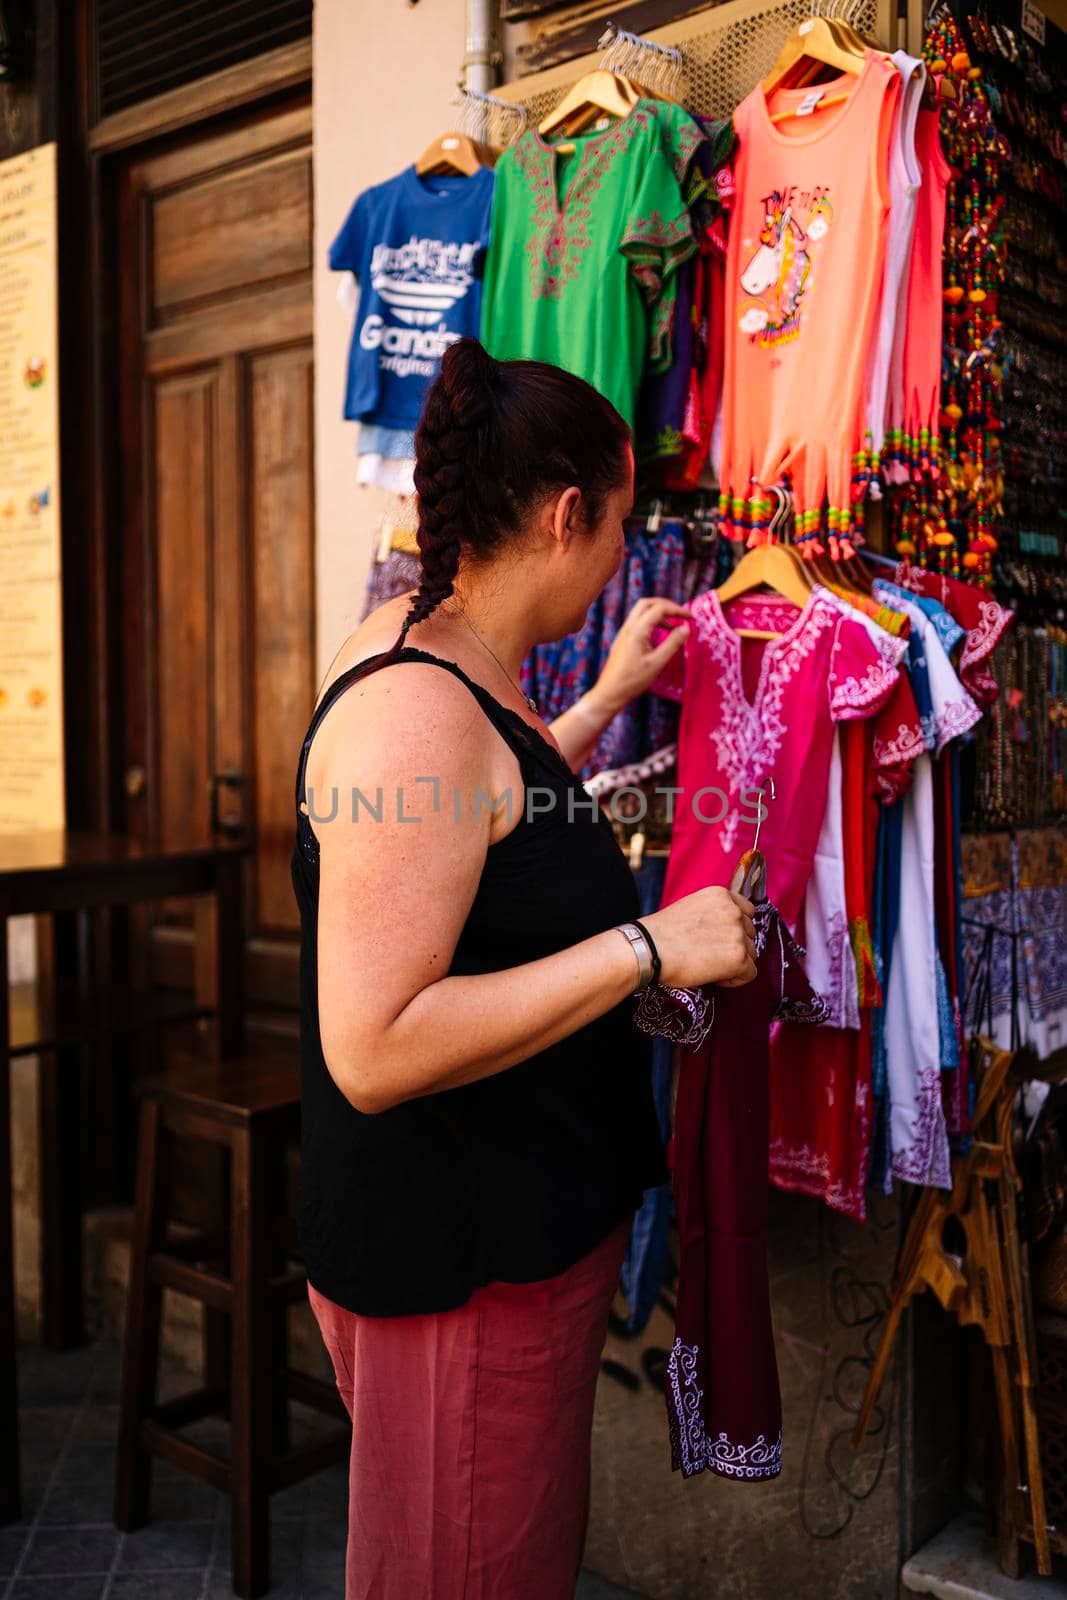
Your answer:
[873,590,980,1188]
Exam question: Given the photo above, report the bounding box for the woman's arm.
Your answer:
[309,662,753,1115]
[549,597,690,771]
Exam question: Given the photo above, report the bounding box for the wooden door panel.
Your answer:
[145,280,312,372]
[210,353,248,846]
[248,343,314,936]
[150,149,312,319]
[120,95,314,1010]
[153,369,215,849]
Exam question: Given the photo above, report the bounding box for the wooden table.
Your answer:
[0,830,247,1522]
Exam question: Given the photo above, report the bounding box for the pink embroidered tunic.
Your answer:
[652,587,901,931]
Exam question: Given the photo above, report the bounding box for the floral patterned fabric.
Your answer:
[962,828,1067,1060]
[359,547,421,621]
[520,521,687,782]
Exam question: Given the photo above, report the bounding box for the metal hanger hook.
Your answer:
[753,777,776,853]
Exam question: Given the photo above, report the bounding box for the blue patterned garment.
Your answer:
[935,951,960,1073]
[871,799,904,1194]
[962,837,1067,1062]
[634,257,695,466]
[520,521,687,781]
[906,633,936,751]
[950,749,974,1122]
[359,548,421,621]
[357,422,417,459]
[874,580,966,655]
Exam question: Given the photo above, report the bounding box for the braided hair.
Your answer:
[403,340,497,634]
[396,339,631,645]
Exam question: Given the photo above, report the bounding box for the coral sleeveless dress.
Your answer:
[718,53,899,547]
[892,107,952,479]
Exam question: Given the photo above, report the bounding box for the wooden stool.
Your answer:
[114,1048,349,1597]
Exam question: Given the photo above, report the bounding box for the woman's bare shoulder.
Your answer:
[314,596,413,709]
[306,646,497,798]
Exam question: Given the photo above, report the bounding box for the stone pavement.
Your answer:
[6,1340,646,1600]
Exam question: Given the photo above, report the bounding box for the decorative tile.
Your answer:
[19,1527,120,1577]
[17,1346,98,1405]
[38,1475,116,1526]
[115,1522,216,1572]
[17,1405,78,1471]
[68,1404,121,1441]
[86,1348,123,1405]
[272,1463,348,1521]
[301,1515,348,1570]
[53,1440,124,1483]
[108,1575,208,1600]
[3,1476,48,1530]
[0,1529,30,1577]
[8,1579,106,1600]
[149,1477,220,1523]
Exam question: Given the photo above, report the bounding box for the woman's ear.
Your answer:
[552,486,583,550]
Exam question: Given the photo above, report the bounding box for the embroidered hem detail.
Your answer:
[889,1066,952,1189]
[666,1340,782,1480]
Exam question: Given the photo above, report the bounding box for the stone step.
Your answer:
[901,1512,1066,1600]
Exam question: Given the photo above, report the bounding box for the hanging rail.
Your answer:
[453,85,528,144]
[597,20,685,97]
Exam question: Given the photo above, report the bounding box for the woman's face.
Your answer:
[543,446,635,639]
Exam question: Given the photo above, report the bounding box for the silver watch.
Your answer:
[616,922,654,992]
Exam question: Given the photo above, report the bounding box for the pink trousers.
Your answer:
[307,1218,631,1600]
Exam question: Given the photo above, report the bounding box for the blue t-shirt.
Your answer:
[329,164,495,428]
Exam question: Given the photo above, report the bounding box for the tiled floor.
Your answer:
[8,1341,645,1600]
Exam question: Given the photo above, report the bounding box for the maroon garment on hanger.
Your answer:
[663,897,828,1480]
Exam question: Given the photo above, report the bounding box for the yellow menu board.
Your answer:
[0,143,65,831]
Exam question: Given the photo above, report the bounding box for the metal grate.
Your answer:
[497,0,889,124]
[93,0,312,120]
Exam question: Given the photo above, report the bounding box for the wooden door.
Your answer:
[118,101,315,1009]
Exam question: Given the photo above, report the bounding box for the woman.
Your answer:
[291,339,756,1600]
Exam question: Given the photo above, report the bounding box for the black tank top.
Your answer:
[290,646,667,1316]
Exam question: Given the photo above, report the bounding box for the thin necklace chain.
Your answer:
[442,600,540,715]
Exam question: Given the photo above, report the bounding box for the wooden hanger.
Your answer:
[539,69,640,139]
[763,16,866,105]
[789,18,876,90]
[716,484,813,636]
[810,545,874,595]
[416,132,498,177]
[717,542,814,615]
[834,551,875,594]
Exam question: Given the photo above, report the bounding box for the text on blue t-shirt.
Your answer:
[329,163,495,429]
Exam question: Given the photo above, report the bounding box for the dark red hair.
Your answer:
[400,339,632,638]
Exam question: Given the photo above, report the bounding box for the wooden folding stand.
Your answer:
[850,1039,1052,1577]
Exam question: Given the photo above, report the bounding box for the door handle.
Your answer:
[210,769,246,837]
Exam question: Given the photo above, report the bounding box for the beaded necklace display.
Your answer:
[889,6,1009,584]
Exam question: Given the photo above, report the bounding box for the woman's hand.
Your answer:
[549,598,691,771]
[587,597,691,720]
[642,887,758,989]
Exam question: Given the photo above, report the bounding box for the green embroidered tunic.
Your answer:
[480,101,705,429]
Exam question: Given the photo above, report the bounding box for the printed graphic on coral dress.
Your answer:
[737,190,832,348]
